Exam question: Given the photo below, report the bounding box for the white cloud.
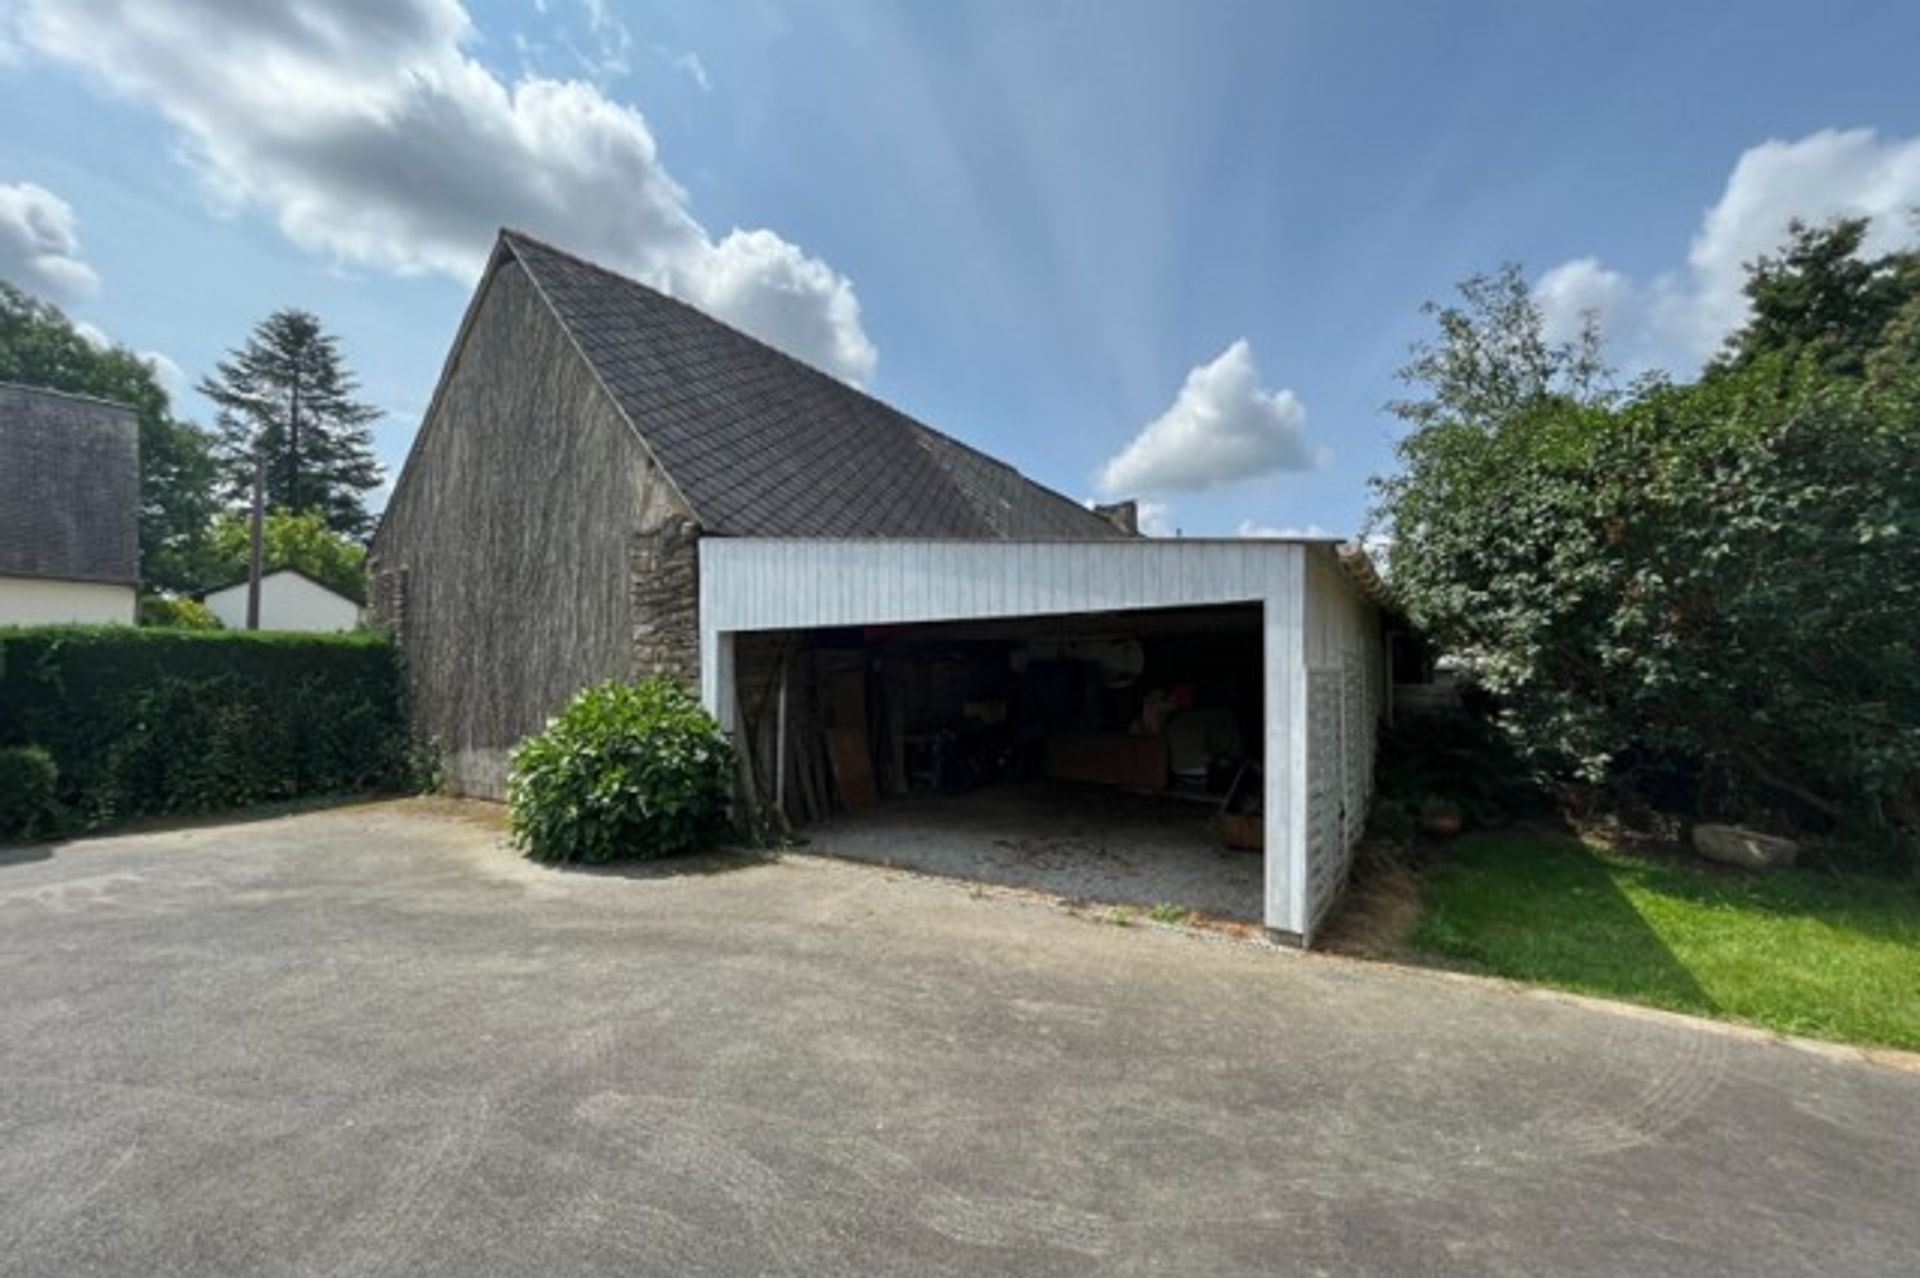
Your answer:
[13,0,877,384]
[696,230,876,386]
[1235,519,1331,539]
[1535,128,1920,369]
[1532,257,1632,349]
[0,180,99,302]
[1096,339,1319,496]
[71,316,185,396]
[143,350,187,398]
[1136,500,1175,537]
[666,48,711,92]
[578,0,631,68]
[69,315,186,398]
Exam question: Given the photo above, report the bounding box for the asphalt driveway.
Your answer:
[2,801,1916,1276]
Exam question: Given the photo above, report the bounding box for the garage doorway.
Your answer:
[727,605,1267,922]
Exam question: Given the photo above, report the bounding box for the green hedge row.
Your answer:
[0,626,410,834]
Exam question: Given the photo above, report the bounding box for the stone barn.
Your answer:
[373,230,1389,944]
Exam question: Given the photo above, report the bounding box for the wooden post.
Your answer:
[774,655,789,819]
[246,449,265,631]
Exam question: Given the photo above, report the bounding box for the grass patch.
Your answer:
[1148,903,1192,925]
[1411,829,1920,1051]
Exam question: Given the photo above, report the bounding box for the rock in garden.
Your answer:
[1692,823,1799,869]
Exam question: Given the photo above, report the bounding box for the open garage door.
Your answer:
[726,605,1267,925]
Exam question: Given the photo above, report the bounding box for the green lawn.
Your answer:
[1410,829,1920,1051]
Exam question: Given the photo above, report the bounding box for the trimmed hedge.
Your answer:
[0,746,58,840]
[0,625,409,830]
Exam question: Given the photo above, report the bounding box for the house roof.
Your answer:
[200,565,362,606]
[498,230,1127,541]
[0,381,140,586]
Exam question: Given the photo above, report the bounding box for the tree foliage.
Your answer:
[138,594,222,630]
[199,309,384,540]
[0,281,218,592]
[1374,220,1920,865]
[205,506,369,603]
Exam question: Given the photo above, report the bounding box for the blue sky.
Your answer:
[4,1,1919,537]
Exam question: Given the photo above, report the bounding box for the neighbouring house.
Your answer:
[0,382,139,625]
[201,567,362,632]
[373,230,1388,944]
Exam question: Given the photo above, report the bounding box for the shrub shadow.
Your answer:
[1415,818,1720,1015]
[531,846,780,881]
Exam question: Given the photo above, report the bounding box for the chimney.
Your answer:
[1093,500,1139,536]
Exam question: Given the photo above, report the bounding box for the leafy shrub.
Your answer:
[1372,707,1542,834]
[0,625,408,825]
[1365,796,1416,849]
[0,746,58,840]
[139,594,222,629]
[508,677,735,864]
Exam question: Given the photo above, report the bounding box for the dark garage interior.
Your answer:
[729,604,1269,920]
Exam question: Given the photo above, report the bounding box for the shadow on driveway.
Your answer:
[0,842,52,869]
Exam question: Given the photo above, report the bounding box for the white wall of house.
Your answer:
[0,576,135,624]
[203,570,361,632]
[698,537,1360,939]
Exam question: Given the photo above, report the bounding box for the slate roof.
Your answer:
[500,230,1127,540]
[0,382,140,586]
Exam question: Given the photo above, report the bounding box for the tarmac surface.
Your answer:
[2,799,1915,1276]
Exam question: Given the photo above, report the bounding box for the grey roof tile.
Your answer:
[500,231,1128,541]
[0,382,139,586]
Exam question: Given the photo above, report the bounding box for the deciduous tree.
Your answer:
[205,506,368,603]
[1373,221,1920,864]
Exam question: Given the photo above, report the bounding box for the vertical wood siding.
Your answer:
[1300,545,1387,937]
[699,538,1318,935]
[370,260,691,797]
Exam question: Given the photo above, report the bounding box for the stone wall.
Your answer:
[628,517,700,689]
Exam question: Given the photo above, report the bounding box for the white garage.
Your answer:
[699,536,1387,946]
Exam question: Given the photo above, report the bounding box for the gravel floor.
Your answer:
[805,780,1263,919]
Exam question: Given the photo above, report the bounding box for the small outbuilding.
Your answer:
[0,381,139,625]
[201,567,363,632]
[373,230,1388,944]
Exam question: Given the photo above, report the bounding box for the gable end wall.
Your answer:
[370,258,697,797]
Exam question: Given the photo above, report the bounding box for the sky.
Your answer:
[3,0,1919,538]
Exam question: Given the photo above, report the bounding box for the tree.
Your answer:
[1718,216,1913,376]
[205,506,369,603]
[0,281,218,592]
[1388,262,1613,432]
[199,309,384,539]
[1373,219,1920,865]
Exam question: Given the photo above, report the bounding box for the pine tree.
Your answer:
[199,309,384,539]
